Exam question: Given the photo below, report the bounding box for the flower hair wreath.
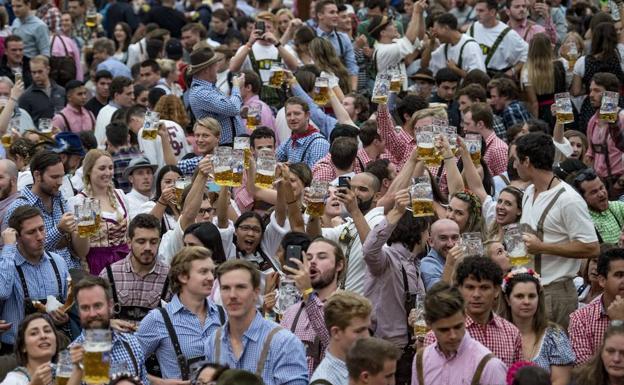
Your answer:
[501,267,541,293]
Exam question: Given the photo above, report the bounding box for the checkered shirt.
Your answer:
[36,3,61,32]
[569,294,609,366]
[276,133,330,169]
[178,155,202,177]
[484,131,509,177]
[501,100,532,132]
[376,104,416,169]
[111,146,143,193]
[590,201,624,244]
[424,313,522,367]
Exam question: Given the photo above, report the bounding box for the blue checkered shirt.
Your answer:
[111,146,143,193]
[188,78,246,145]
[206,312,308,385]
[177,155,202,177]
[310,351,348,385]
[73,330,149,385]
[493,115,507,142]
[135,295,224,379]
[0,244,69,345]
[276,133,330,169]
[501,100,532,132]
[2,186,80,269]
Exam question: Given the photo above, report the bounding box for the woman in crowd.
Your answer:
[289,26,315,66]
[309,37,351,99]
[275,9,294,37]
[70,149,130,274]
[152,95,192,161]
[142,165,183,234]
[183,222,227,265]
[577,257,602,305]
[502,269,575,385]
[155,59,183,97]
[113,22,132,64]
[564,130,589,162]
[574,322,624,385]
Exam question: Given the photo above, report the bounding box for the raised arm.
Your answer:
[0,80,23,135]
[406,0,427,43]
[229,31,262,72]
[216,185,230,229]
[180,157,210,231]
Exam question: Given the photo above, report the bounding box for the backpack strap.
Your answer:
[256,327,282,376]
[470,353,494,385]
[535,187,566,274]
[158,307,191,380]
[485,27,512,68]
[416,349,424,385]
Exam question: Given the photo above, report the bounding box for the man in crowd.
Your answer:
[138,60,162,89]
[85,70,112,118]
[428,69,461,128]
[421,219,461,290]
[487,77,532,133]
[0,36,32,87]
[124,157,157,220]
[93,38,132,80]
[95,76,135,147]
[0,160,19,247]
[346,338,401,385]
[11,0,50,58]
[52,80,95,133]
[106,122,144,193]
[181,23,207,63]
[456,84,507,142]
[462,102,509,176]
[19,55,65,126]
[506,0,556,43]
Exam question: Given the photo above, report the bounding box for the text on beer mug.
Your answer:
[461,232,484,257]
[141,111,160,140]
[234,137,252,169]
[464,133,482,166]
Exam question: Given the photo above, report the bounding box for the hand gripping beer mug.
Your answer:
[83,329,112,385]
[312,77,330,106]
[234,137,252,169]
[89,199,102,237]
[214,147,233,187]
[246,103,261,131]
[461,232,484,257]
[275,279,301,315]
[416,129,435,165]
[75,203,95,238]
[268,63,285,88]
[600,91,619,123]
[38,118,53,139]
[141,111,159,140]
[2,117,18,148]
[566,42,579,70]
[431,125,447,165]
[371,73,390,105]
[409,177,434,218]
[412,294,427,339]
[174,177,189,207]
[230,150,244,188]
[14,68,22,84]
[306,180,328,217]
[255,154,276,189]
[55,350,73,385]
[465,133,482,166]
[388,69,402,93]
[555,92,574,124]
[504,223,531,268]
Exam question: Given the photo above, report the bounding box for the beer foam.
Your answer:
[84,342,112,352]
[258,169,274,176]
[215,166,230,173]
[418,142,434,148]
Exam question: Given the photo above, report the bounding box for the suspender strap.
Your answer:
[499,174,510,185]
[535,188,566,274]
[49,256,62,295]
[299,136,324,163]
[159,277,169,302]
[106,265,121,313]
[470,353,494,385]
[158,307,191,380]
[416,349,424,385]
[486,27,511,68]
[256,327,282,376]
[59,112,71,132]
[290,302,305,333]
[15,253,63,300]
[523,21,534,40]
[443,39,478,68]
[356,156,365,172]
[52,34,70,56]
[120,339,140,376]
[214,327,222,363]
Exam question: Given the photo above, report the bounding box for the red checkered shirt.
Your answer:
[312,148,391,182]
[424,312,522,367]
[280,293,329,376]
[569,294,609,366]
[484,132,509,177]
[377,104,416,169]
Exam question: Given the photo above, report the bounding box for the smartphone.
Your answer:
[338,176,351,193]
[286,245,302,270]
[255,20,265,34]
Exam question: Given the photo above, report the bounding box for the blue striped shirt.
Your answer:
[188,78,246,145]
[275,133,330,169]
[0,244,69,344]
[2,186,79,269]
[73,330,149,385]
[135,295,224,379]
[206,312,308,385]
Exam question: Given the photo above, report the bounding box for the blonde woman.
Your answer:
[69,149,130,275]
[155,58,183,97]
[275,9,294,37]
[309,37,351,99]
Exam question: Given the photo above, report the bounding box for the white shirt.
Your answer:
[95,104,119,147]
[430,34,486,75]
[468,21,528,70]
[158,218,184,265]
[520,181,598,285]
[573,45,624,78]
[127,39,147,69]
[140,200,177,232]
[237,42,281,83]
[158,119,191,163]
[68,189,129,222]
[0,370,28,385]
[126,188,151,220]
[373,36,421,89]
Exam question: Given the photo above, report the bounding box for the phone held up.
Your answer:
[286,245,303,270]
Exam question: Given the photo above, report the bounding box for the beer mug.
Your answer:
[246,103,261,131]
[174,177,189,207]
[312,77,330,106]
[388,69,402,93]
[88,199,101,237]
[275,279,301,315]
[412,294,427,339]
[431,125,447,165]
[372,73,390,105]
[566,42,579,70]
[230,149,244,188]
[555,92,574,124]
[109,362,130,379]
[447,126,458,156]
[416,130,435,164]
[409,177,434,218]
[600,91,619,123]
[86,8,98,28]
[465,133,482,166]
[461,232,484,257]
[1,116,17,148]
[268,63,285,88]
[38,118,53,138]
[83,329,112,385]
[504,223,531,268]
[14,68,22,84]
[234,137,252,169]
[141,111,159,140]
[306,180,328,217]
[55,350,73,385]
[214,147,233,187]
[254,154,276,189]
[75,203,95,238]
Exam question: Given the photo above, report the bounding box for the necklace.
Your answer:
[547,175,558,190]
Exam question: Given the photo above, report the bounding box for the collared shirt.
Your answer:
[98,253,170,309]
[52,104,94,133]
[280,294,329,375]
[0,244,69,344]
[420,248,445,291]
[109,147,144,193]
[276,132,330,169]
[424,313,522,367]
[376,104,416,169]
[309,351,348,385]
[484,131,509,176]
[189,78,245,145]
[97,57,132,79]
[569,294,609,365]
[314,26,358,76]
[501,100,532,132]
[590,201,624,244]
[136,295,224,379]
[73,330,148,385]
[12,15,50,57]
[312,150,366,183]
[586,112,624,179]
[126,189,151,221]
[18,82,66,126]
[290,83,337,139]
[413,333,508,385]
[493,115,507,142]
[50,34,83,80]
[206,312,308,385]
[0,192,19,250]
[35,2,61,33]
[510,19,549,43]
[362,217,425,348]
[3,187,78,269]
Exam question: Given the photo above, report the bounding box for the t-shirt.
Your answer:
[373,36,421,89]
[238,42,281,83]
[468,21,528,70]
[158,119,191,163]
[430,34,486,75]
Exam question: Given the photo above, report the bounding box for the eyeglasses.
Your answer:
[573,168,598,184]
[198,208,216,215]
[238,224,262,234]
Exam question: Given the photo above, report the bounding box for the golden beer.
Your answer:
[94,214,101,228]
[306,200,325,217]
[255,170,274,189]
[313,86,329,106]
[390,79,402,93]
[510,255,532,267]
[215,167,233,187]
[83,349,110,385]
[556,111,574,124]
[246,114,260,130]
[56,376,69,385]
[371,95,388,105]
[14,72,22,84]
[231,171,243,187]
[86,15,97,28]
[600,111,618,123]
[175,187,184,203]
[243,148,251,169]
[417,143,434,161]
[413,320,428,338]
[412,199,434,218]
[269,70,284,88]
[470,150,481,166]
[141,129,158,140]
[78,222,94,238]
[2,134,11,147]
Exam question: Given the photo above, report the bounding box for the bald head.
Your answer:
[351,172,381,193]
[0,159,17,199]
[429,219,460,258]
[0,159,18,180]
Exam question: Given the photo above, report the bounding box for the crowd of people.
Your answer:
[0,0,624,383]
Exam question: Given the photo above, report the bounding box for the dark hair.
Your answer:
[134,84,147,99]
[148,88,166,109]
[455,256,504,286]
[457,84,487,102]
[79,131,98,151]
[242,70,261,95]
[330,137,358,170]
[345,92,370,122]
[146,38,164,60]
[29,150,62,177]
[468,102,494,130]
[463,69,491,89]
[592,71,621,93]
[315,0,337,15]
[4,34,22,48]
[216,369,264,385]
[502,272,549,337]
[94,70,113,83]
[515,132,555,171]
[329,123,359,144]
[359,121,381,147]
[488,77,520,100]
[250,126,276,148]
[424,282,465,323]
[591,22,620,60]
[128,213,161,239]
[212,8,230,21]
[184,222,227,264]
[346,338,401,380]
[105,121,130,148]
[294,69,317,93]
[280,231,312,253]
[435,67,461,86]
[289,162,313,187]
[109,375,142,385]
[476,0,499,10]
[216,259,262,289]
[114,22,132,51]
[15,314,61,366]
[153,165,183,219]
[285,96,310,113]
[181,22,208,38]
[365,158,390,182]
[193,363,228,384]
[110,76,133,99]
[525,118,550,133]
[597,247,624,278]
[435,12,458,30]
[512,366,551,385]
[387,212,431,251]
[8,205,42,235]
[74,275,113,303]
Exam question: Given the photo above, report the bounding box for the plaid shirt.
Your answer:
[377,104,416,169]
[178,155,202,177]
[424,313,522,367]
[98,253,170,309]
[280,293,329,376]
[493,115,507,142]
[110,146,143,194]
[501,100,532,132]
[484,132,509,177]
[276,132,330,169]
[569,294,609,366]
[311,148,373,182]
[36,2,61,33]
[590,201,624,244]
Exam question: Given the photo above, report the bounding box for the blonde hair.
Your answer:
[156,58,176,77]
[324,291,372,332]
[194,117,221,138]
[82,149,119,211]
[256,11,276,28]
[169,246,214,293]
[526,33,555,95]
[30,55,49,67]
[408,107,448,129]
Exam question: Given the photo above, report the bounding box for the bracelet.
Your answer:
[156,200,167,207]
[302,288,314,300]
[286,199,298,205]
[275,41,282,48]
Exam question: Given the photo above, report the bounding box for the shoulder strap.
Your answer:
[499,174,510,185]
[469,23,475,37]
[57,35,70,56]
[214,327,223,362]
[535,187,566,274]
[158,307,190,380]
[15,263,30,300]
[106,264,121,311]
[457,39,478,68]
[523,21,534,40]
[300,136,323,163]
[217,305,226,325]
[485,27,511,67]
[119,339,140,376]
[400,265,413,344]
[416,349,424,385]
[470,353,494,385]
[290,302,305,333]
[256,327,282,376]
